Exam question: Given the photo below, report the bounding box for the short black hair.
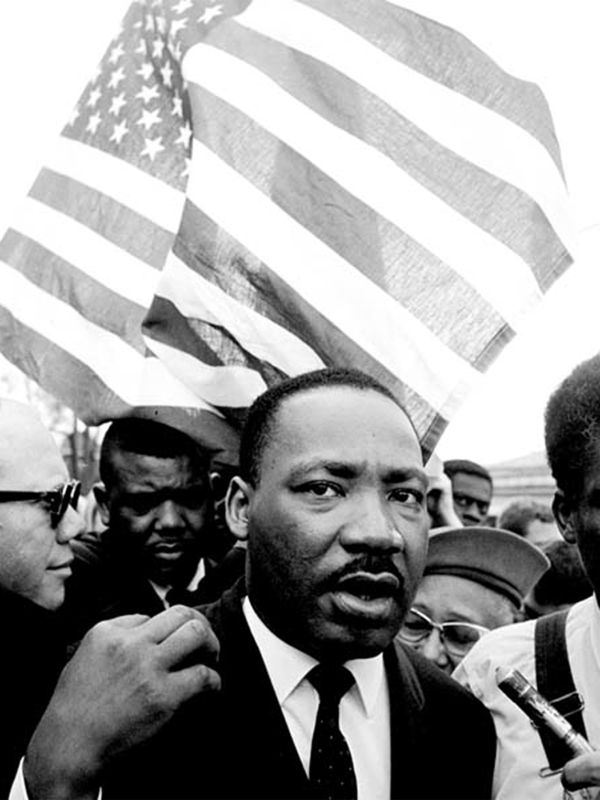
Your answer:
[99,418,210,488]
[239,368,411,485]
[545,353,600,498]
[498,499,554,538]
[443,459,492,486]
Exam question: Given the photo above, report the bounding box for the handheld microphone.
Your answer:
[496,666,594,758]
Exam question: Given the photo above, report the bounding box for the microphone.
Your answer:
[496,666,594,758]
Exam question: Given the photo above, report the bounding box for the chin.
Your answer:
[311,624,397,662]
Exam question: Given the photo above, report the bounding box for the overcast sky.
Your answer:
[1,2,599,465]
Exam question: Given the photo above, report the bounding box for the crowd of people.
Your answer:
[4,355,600,799]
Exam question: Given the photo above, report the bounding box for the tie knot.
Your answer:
[308,664,355,706]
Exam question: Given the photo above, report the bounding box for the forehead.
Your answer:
[110,450,205,488]
[262,386,422,476]
[415,574,499,626]
[451,472,491,500]
[0,416,66,491]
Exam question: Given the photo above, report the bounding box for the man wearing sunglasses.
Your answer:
[3,400,221,800]
[397,526,549,674]
[0,399,84,795]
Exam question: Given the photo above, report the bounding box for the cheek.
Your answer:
[116,510,155,539]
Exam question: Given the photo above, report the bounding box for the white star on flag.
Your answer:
[137,108,162,131]
[109,42,125,64]
[141,135,164,161]
[173,0,193,13]
[109,93,127,116]
[110,120,129,144]
[136,84,160,103]
[108,67,126,90]
[86,88,102,108]
[85,112,101,134]
[175,121,192,148]
[199,4,223,25]
[137,62,154,80]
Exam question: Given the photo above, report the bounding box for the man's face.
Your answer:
[450,472,492,526]
[98,451,212,587]
[407,574,506,674]
[0,435,84,610]
[232,387,429,662]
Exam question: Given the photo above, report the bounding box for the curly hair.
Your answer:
[545,353,600,498]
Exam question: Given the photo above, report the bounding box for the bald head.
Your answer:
[0,399,60,491]
[0,399,83,609]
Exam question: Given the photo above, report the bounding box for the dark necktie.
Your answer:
[307,663,358,800]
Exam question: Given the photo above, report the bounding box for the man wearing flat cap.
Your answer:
[397,527,549,674]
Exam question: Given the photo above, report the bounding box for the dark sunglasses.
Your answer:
[0,479,81,528]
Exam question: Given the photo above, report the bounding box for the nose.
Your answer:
[419,628,451,671]
[340,492,404,552]
[154,499,184,529]
[462,501,483,524]
[56,504,85,543]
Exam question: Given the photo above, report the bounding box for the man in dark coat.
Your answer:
[23,369,495,800]
[62,418,244,642]
[0,399,85,797]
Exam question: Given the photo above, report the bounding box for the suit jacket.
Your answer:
[103,581,495,800]
[0,591,67,799]
[61,530,246,642]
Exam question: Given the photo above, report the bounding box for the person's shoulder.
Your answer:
[454,617,538,701]
[397,639,492,716]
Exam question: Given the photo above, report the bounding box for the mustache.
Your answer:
[327,554,404,587]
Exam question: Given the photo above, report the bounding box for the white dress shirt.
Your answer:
[149,557,207,608]
[243,597,391,800]
[455,596,600,800]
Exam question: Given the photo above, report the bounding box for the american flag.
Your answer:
[0,0,573,462]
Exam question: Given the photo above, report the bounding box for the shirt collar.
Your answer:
[243,595,385,717]
[148,556,206,602]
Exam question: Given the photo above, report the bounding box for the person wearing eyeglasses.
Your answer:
[397,527,549,674]
[3,400,221,800]
[0,398,85,796]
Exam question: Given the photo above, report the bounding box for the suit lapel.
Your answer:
[385,641,426,799]
[209,583,316,799]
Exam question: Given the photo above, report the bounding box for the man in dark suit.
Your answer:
[63,418,244,640]
[23,368,495,799]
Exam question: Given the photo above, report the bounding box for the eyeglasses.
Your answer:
[0,480,81,528]
[398,607,490,658]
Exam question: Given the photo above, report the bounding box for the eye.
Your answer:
[297,482,342,498]
[389,488,424,506]
[126,495,158,515]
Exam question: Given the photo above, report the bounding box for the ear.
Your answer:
[93,482,111,528]
[552,489,577,543]
[225,477,253,542]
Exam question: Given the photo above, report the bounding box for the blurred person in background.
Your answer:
[498,498,562,548]
[397,526,548,674]
[443,458,493,526]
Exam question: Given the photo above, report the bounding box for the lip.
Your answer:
[330,572,401,622]
[47,561,73,573]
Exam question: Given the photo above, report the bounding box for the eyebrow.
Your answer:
[288,459,427,486]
